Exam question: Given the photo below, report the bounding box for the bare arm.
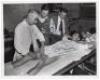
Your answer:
[39,41,48,61]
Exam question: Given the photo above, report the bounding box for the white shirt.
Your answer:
[49,18,56,33]
[56,16,62,31]
[56,16,65,35]
[14,19,45,55]
[50,16,65,35]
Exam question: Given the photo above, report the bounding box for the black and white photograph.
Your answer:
[3,2,97,76]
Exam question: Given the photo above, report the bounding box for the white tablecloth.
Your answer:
[5,40,92,75]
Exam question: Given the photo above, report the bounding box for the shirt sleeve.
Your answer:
[31,25,45,42]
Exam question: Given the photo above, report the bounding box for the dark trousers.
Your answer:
[49,34,62,45]
[43,33,62,45]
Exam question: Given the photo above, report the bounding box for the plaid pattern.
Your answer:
[37,18,50,34]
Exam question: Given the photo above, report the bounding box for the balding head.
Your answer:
[26,9,39,25]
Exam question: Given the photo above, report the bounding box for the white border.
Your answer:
[0,0,98,4]
[0,0,100,80]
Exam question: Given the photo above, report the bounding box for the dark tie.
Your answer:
[30,44,34,52]
[59,21,63,36]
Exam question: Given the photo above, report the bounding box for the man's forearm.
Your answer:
[40,41,48,62]
[40,41,45,55]
[28,52,37,59]
[12,54,31,68]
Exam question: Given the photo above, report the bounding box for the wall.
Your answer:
[63,3,80,18]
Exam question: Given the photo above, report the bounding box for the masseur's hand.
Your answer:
[62,34,71,41]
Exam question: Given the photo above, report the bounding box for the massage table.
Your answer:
[5,39,95,75]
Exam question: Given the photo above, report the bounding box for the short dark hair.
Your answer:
[89,27,96,34]
[41,4,49,11]
[59,7,68,13]
[27,9,39,14]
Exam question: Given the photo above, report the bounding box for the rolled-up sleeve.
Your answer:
[31,25,45,42]
[37,30,45,42]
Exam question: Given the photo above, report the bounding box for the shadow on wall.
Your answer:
[3,4,42,32]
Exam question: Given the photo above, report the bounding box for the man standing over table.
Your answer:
[37,4,51,45]
[12,9,47,68]
[49,7,69,44]
[12,8,58,75]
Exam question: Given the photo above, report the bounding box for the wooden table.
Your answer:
[54,49,96,75]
